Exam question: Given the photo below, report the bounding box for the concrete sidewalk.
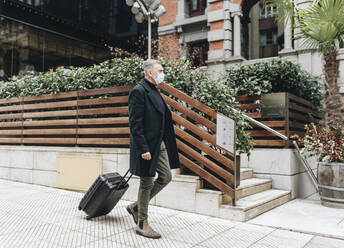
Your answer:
[249,195,344,240]
[1,179,344,248]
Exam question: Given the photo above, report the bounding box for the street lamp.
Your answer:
[125,0,166,59]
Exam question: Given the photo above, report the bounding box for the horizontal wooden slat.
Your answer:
[289,122,307,129]
[289,131,306,137]
[287,93,314,108]
[0,121,22,127]
[176,139,234,184]
[22,138,76,144]
[174,126,234,171]
[23,129,77,135]
[249,130,286,137]
[0,105,22,113]
[163,95,216,132]
[23,119,77,127]
[0,113,23,120]
[23,110,77,119]
[77,138,130,145]
[23,91,78,102]
[250,121,286,128]
[179,153,234,197]
[77,127,130,135]
[235,95,261,102]
[160,83,217,119]
[78,107,128,116]
[77,117,129,125]
[78,96,128,106]
[246,112,262,118]
[0,138,22,143]
[0,97,22,105]
[289,103,323,119]
[78,85,133,97]
[253,140,286,147]
[289,112,315,123]
[237,103,261,111]
[23,100,77,111]
[0,130,22,135]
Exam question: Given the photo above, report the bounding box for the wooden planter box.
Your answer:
[237,92,323,148]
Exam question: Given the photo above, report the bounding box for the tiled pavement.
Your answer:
[1,179,344,248]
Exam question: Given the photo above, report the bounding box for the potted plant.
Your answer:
[294,120,344,208]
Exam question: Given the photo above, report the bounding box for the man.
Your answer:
[126,59,180,239]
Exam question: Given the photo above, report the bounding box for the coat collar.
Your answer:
[139,79,164,115]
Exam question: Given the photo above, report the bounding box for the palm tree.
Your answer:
[267,0,344,123]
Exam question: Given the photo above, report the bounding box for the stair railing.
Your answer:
[230,107,318,191]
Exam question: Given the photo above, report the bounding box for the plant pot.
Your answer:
[318,162,344,208]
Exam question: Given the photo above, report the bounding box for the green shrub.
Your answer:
[0,57,253,156]
[223,60,324,108]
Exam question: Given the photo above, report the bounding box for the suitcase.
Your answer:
[78,169,132,220]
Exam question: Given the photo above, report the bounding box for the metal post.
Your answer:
[148,14,152,59]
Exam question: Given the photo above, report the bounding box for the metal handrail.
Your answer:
[230,108,319,192]
[230,108,288,140]
[293,141,319,191]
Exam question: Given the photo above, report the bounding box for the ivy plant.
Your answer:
[223,60,324,108]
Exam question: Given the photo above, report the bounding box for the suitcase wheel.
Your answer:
[78,206,81,211]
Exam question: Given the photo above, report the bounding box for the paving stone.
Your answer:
[166,222,225,245]
[141,238,195,248]
[77,238,135,248]
[50,230,98,248]
[304,236,344,248]
[199,227,273,248]
[250,229,313,248]
[107,228,149,247]
[75,215,135,238]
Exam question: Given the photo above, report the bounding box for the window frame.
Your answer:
[189,0,207,17]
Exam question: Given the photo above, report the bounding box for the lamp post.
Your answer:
[125,0,166,59]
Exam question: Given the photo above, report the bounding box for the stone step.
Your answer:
[174,174,201,183]
[219,189,291,221]
[236,178,272,200]
[240,168,253,180]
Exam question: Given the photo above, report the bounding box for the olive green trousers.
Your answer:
[137,141,172,221]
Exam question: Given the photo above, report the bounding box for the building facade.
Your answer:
[158,0,344,93]
[0,0,148,81]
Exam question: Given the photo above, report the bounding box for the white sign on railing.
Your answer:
[216,113,235,154]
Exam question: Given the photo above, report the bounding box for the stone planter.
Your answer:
[318,162,344,208]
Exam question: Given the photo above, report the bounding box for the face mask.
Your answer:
[154,73,165,85]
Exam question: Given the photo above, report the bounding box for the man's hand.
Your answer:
[141,152,151,160]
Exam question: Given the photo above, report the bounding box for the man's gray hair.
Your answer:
[143,59,161,76]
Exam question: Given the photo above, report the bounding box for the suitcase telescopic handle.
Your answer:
[116,169,132,190]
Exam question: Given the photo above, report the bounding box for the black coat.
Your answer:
[128,79,180,177]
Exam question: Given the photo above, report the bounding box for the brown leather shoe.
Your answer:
[136,219,161,239]
[126,203,138,224]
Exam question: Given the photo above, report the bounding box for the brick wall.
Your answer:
[159,0,178,26]
[159,33,180,59]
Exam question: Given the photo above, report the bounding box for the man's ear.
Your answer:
[147,69,152,78]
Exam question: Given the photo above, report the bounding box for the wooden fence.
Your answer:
[0,84,237,202]
[236,93,323,148]
[0,86,132,146]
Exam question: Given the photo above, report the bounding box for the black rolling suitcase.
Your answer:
[78,169,132,220]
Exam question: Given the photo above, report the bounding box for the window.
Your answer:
[189,0,207,17]
[188,41,209,67]
[260,3,277,19]
[260,29,278,47]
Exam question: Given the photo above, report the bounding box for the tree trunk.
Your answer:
[323,50,344,123]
